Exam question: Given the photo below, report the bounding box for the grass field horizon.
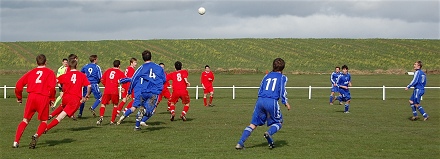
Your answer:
[1,74,439,158]
[1,38,439,75]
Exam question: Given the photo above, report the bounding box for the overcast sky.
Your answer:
[1,0,439,42]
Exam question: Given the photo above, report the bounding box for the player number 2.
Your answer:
[265,78,277,91]
[71,74,77,84]
[35,71,43,83]
[109,71,115,79]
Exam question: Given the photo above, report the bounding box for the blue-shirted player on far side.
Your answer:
[116,50,166,130]
[330,66,341,105]
[405,61,429,121]
[337,65,352,113]
[235,58,291,150]
[78,55,103,118]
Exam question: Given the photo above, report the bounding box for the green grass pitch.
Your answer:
[1,74,439,158]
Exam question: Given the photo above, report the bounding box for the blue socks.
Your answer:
[410,104,417,117]
[417,106,428,118]
[344,104,350,112]
[238,126,253,146]
[329,95,333,103]
[78,103,85,115]
[91,99,101,110]
[267,123,282,136]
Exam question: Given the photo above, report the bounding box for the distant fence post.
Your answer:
[232,85,235,99]
[308,86,312,99]
[382,85,386,101]
[196,85,199,100]
[3,85,6,99]
[119,85,122,99]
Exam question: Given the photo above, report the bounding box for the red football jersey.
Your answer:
[201,71,214,88]
[58,70,90,98]
[122,66,135,89]
[15,66,57,100]
[102,68,126,94]
[167,70,189,91]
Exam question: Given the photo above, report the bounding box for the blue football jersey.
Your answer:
[128,62,166,95]
[337,72,351,88]
[257,72,288,105]
[407,69,426,89]
[81,63,102,84]
[330,71,341,85]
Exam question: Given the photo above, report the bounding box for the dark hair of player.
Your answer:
[68,54,77,61]
[89,55,98,62]
[272,58,285,72]
[205,65,210,69]
[142,50,152,61]
[68,58,78,69]
[342,65,349,70]
[159,63,165,66]
[175,61,182,70]
[416,61,423,68]
[335,66,340,70]
[113,60,120,67]
[130,58,137,64]
[62,58,68,62]
[36,54,46,66]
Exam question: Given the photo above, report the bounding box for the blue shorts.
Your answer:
[339,89,351,102]
[331,85,339,93]
[410,89,424,104]
[250,97,283,127]
[82,84,102,99]
[133,92,158,117]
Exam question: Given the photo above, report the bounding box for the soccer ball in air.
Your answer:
[198,7,206,15]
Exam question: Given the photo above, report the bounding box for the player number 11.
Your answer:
[265,78,277,91]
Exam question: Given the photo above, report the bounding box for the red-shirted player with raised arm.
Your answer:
[46,59,91,135]
[13,54,57,149]
[116,58,137,115]
[167,61,191,121]
[98,60,126,125]
[201,65,215,107]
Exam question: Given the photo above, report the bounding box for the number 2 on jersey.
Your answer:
[265,78,277,91]
[35,71,43,83]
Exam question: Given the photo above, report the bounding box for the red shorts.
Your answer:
[203,86,214,94]
[102,94,119,105]
[121,88,135,99]
[170,89,190,104]
[62,94,81,117]
[160,88,171,99]
[23,93,50,121]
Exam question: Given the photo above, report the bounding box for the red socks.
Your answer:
[182,105,189,116]
[203,98,207,106]
[14,121,28,143]
[117,101,126,111]
[47,119,60,131]
[51,105,64,117]
[99,106,105,117]
[36,122,47,137]
[209,96,213,105]
[111,106,118,122]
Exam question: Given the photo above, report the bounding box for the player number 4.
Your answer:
[71,74,77,84]
[149,68,156,79]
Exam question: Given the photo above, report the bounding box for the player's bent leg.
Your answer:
[13,119,30,148]
[236,124,257,150]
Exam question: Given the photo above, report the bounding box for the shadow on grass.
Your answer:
[43,138,76,147]
[146,121,166,126]
[69,126,101,131]
[141,126,168,133]
[157,111,171,115]
[247,140,288,149]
